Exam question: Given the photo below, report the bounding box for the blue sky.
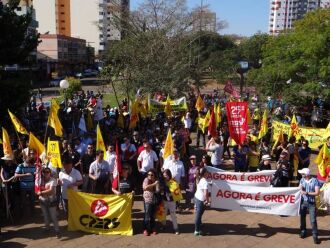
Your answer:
[131,0,269,36]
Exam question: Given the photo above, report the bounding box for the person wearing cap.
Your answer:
[258,155,272,171]
[185,155,199,210]
[298,168,320,244]
[1,154,19,218]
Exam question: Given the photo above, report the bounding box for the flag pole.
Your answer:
[43,114,50,147]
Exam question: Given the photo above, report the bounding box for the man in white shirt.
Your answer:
[163,150,185,186]
[184,112,192,130]
[89,150,111,194]
[137,142,159,175]
[105,144,116,176]
[59,157,83,216]
[206,137,223,168]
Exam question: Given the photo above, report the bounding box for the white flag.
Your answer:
[78,115,87,133]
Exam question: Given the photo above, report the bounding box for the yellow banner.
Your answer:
[149,97,187,114]
[272,121,330,149]
[47,140,62,168]
[68,190,133,236]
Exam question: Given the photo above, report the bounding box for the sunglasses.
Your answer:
[122,168,129,170]
[147,174,154,176]
[87,147,93,149]
[44,171,51,174]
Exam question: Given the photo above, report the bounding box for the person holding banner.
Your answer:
[59,157,83,216]
[112,164,134,195]
[89,150,111,194]
[298,168,320,244]
[37,167,60,237]
[194,167,210,236]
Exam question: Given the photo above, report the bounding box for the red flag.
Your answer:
[112,141,122,190]
[208,109,217,138]
[224,81,240,98]
[226,101,248,145]
[34,151,42,193]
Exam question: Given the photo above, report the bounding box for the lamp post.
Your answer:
[237,61,249,98]
[60,79,69,109]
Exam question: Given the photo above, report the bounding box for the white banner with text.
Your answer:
[210,181,301,216]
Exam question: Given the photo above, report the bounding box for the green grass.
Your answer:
[102,93,120,108]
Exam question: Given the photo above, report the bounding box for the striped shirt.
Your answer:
[299,177,319,203]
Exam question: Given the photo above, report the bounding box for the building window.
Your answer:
[61,27,65,30]
[61,12,65,15]
[61,4,65,7]
[61,20,65,23]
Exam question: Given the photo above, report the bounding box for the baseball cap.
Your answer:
[298,168,310,176]
[189,155,196,160]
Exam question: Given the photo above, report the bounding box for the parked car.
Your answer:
[49,77,64,87]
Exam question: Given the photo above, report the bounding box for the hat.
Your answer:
[1,154,13,161]
[298,168,310,176]
[262,155,271,161]
[189,155,196,160]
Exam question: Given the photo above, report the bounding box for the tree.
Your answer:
[102,0,235,97]
[0,0,40,121]
[0,0,39,66]
[246,8,330,105]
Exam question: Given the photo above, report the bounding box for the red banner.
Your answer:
[226,101,248,145]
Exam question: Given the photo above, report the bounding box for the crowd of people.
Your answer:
[0,89,329,244]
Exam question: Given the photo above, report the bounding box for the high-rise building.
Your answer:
[98,0,130,53]
[192,7,217,33]
[34,0,129,55]
[269,0,330,35]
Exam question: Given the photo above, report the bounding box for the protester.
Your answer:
[105,144,116,180]
[248,141,260,172]
[199,155,212,168]
[162,150,185,189]
[112,164,134,195]
[205,137,223,168]
[258,155,272,171]
[137,142,159,176]
[233,144,248,172]
[59,157,83,215]
[14,156,36,217]
[298,168,320,244]
[271,158,290,187]
[186,155,199,210]
[194,167,210,236]
[161,169,179,235]
[89,150,111,194]
[80,144,95,192]
[37,167,60,237]
[142,169,159,236]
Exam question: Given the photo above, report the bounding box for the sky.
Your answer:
[130,0,269,36]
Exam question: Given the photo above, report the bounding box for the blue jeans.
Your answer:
[194,197,205,232]
[300,201,318,237]
[143,201,156,232]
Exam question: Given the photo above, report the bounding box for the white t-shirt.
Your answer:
[59,168,82,200]
[137,150,158,173]
[105,151,116,174]
[163,159,185,185]
[195,177,208,201]
[94,98,104,121]
[184,117,192,129]
[89,160,111,179]
[40,178,57,203]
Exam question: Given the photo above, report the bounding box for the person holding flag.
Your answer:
[315,136,330,185]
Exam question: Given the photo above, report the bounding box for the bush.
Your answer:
[60,77,82,100]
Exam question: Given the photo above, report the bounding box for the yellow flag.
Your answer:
[216,103,221,125]
[129,101,139,129]
[163,129,174,159]
[8,110,28,135]
[29,132,45,155]
[272,128,284,150]
[289,114,299,138]
[2,127,13,156]
[68,190,133,235]
[164,95,172,117]
[202,109,211,131]
[47,139,62,168]
[117,112,125,129]
[197,117,205,132]
[167,179,183,202]
[96,123,107,159]
[195,95,205,112]
[48,100,63,137]
[314,144,330,178]
[258,110,268,139]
